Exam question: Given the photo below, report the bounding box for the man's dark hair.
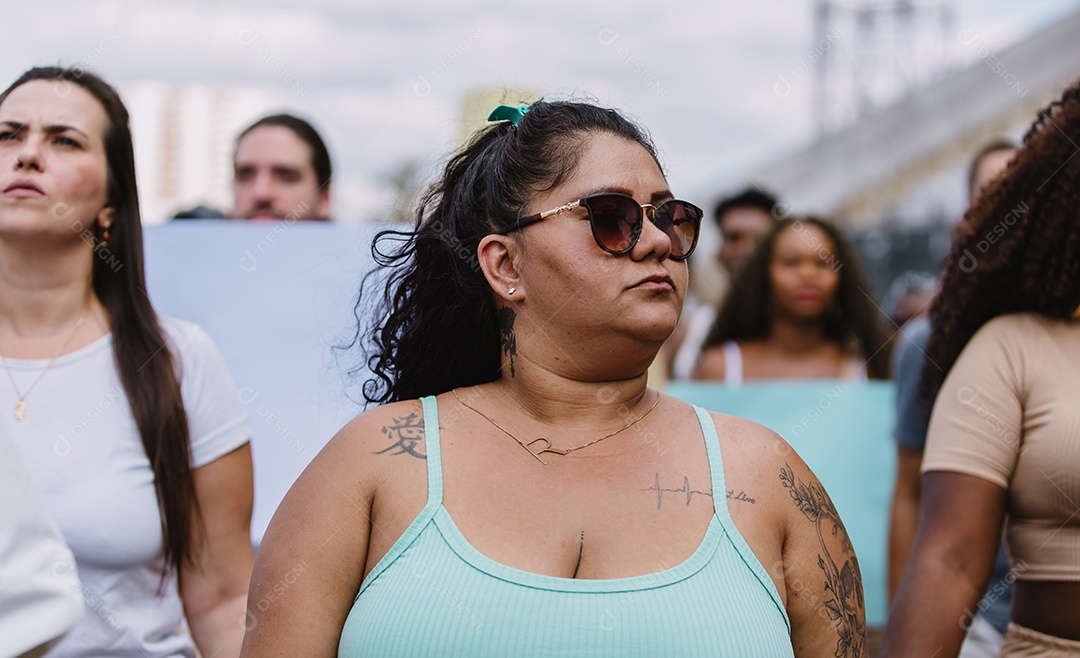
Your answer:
[965,137,1017,201]
[712,187,780,226]
[237,113,332,190]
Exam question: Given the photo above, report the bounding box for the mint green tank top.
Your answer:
[338,397,793,657]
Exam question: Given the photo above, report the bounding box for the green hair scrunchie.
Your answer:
[487,98,543,126]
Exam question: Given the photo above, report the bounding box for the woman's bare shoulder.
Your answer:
[706,410,818,508]
[692,345,727,379]
[308,400,428,487]
[708,410,788,462]
[333,400,426,446]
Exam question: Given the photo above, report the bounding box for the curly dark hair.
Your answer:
[702,217,891,379]
[923,78,1080,395]
[349,100,661,404]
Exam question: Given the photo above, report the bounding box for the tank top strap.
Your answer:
[355,396,444,598]
[692,404,728,519]
[721,340,743,385]
[691,404,791,632]
[420,395,444,506]
[840,354,869,381]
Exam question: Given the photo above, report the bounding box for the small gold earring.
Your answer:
[98,226,110,251]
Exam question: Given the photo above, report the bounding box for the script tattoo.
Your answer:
[375,413,426,460]
[643,473,713,509]
[780,465,865,657]
[726,489,756,504]
[498,307,518,377]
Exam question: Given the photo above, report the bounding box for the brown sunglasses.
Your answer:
[498,193,702,261]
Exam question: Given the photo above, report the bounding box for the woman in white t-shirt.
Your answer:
[0,67,253,657]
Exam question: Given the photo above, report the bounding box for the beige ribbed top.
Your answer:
[923,313,1080,581]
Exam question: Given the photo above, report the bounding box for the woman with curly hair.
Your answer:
[242,100,867,656]
[882,78,1080,656]
[692,217,890,382]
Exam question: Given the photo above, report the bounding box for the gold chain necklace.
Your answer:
[452,388,660,465]
[0,305,90,421]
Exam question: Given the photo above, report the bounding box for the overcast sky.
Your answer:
[3,0,1078,221]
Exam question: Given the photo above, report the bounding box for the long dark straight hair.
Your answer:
[702,217,891,380]
[0,67,197,575]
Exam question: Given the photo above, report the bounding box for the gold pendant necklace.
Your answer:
[1,305,91,421]
[452,388,660,465]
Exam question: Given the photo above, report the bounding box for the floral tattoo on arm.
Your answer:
[780,465,866,657]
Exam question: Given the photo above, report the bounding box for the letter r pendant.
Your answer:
[524,437,569,465]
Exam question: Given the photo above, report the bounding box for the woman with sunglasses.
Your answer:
[692,217,890,383]
[243,100,866,657]
[0,67,253,656]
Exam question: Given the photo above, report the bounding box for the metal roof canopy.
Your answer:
[699,8,1080,228]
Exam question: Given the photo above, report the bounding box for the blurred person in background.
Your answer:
[242,100,866,657]
[886,137,1017,657]
[882,270,938,330]
[714,188,783,276]
[967,138,1020,202]
[883,79,1080,656]
[0,66,253,657]
[171,203,225,220]
[230,113,332,221]
[693,217,890,382]
[667,187,781,380]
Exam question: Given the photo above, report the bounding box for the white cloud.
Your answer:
[2,0,1075,220]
